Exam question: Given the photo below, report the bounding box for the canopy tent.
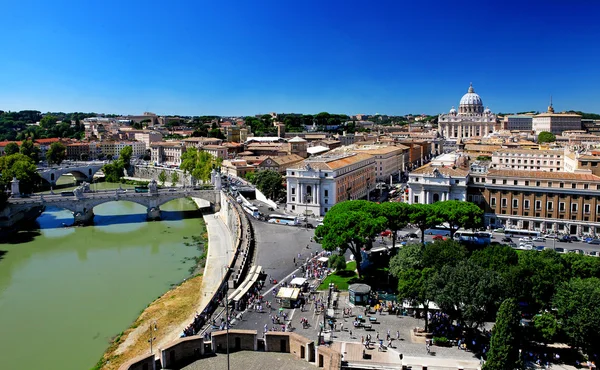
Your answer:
[290,277,307,286]
[318,256,329,263]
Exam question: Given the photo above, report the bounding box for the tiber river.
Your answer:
[0,179,205,370]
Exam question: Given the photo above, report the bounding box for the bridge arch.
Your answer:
[37,164,104,186]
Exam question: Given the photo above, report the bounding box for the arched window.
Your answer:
[433,193,440,203]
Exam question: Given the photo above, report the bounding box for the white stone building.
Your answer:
[490,149,564,172]
[285,153,375,217]
[407,164,469,204]
[532,103,581,135]
[438,83,496,139]
[150,141,186,166]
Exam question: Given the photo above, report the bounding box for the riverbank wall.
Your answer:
[131,165,193,187]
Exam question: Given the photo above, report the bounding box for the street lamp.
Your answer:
[148,321,158,354]
[223,266,231,370]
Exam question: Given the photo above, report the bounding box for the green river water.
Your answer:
[0,179,205,370]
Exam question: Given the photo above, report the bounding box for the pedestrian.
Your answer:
[396,330,400,340]
[349,329,353,338]
[340,323,344,332]
[361,336,364,345]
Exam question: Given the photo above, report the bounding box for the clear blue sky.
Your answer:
[1,0,599,116]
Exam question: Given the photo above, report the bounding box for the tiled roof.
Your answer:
[269,154,304,165]
[410,164,469,177]
[290,153,373,171]
[354,146,404,155]
[487,169,600,181]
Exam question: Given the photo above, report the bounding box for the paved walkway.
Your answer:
[151,202,234,355]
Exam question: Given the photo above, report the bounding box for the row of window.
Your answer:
[498,159,561,165]
[481,178,596,189]
[490,197,596,213]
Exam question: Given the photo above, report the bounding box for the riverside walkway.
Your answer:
[148,201,234,357]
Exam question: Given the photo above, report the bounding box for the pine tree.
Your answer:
[483,298,521,370]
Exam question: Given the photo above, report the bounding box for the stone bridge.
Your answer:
[37,162,105,185]
[4,182,220,225]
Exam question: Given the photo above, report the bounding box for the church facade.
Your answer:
[438,83,497,139]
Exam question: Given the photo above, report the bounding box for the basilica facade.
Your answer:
[438,83,496,139]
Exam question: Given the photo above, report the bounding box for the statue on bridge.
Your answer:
[148,179,158,194]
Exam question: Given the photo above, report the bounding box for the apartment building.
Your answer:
[504,114,534,131]
[256,154,304,174]
[66,143,91,160]
[285,153,375,217]
[490,149,564,172]
[201,145,228,160]
[151,142,186,166]
[468,169,600,236]
[354,145,407,181]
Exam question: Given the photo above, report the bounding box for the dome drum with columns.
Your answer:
[438,83,496,139]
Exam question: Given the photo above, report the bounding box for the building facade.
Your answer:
[490,149,564,172]
[468,169,600,236]
[505,115,534,131]
[532,103,582,135]
[151,142,186,165]
[354,145,405,182]
[407,164,469,204]
[438,84,497,139]
[285,153,375,217]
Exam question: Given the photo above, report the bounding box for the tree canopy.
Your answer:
[434,200,483,237]
[248,170,285,202]
[0,153,40,195]
[46,142,67,165]
[483,298,522,370]
[180,147,222,183]
[537,131,556,143]
[4,142,19,155]
[119,145,133,167]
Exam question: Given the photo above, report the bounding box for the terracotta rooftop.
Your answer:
[493,148,563,155]
[290,152,374,171]
[487,169,600,181]
[410,164,469,177]
[354,146,404,155]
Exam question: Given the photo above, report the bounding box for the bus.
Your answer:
[453,231,492,246]
[424,226,452,236]
[135,186,149,193]
[503,229,541,238]
[268,214,299,226]
[243,204,260,218]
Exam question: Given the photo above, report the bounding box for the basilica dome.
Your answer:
[459,83,484,114]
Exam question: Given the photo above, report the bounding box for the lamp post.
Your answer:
[223,266,231,370]
[148,321,158,354]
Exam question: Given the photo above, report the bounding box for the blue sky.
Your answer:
[1,0,599,116]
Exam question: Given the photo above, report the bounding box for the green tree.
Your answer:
[378,202,410,247]
[171,171,179,186]
[408,203,441,244]
[39,115,58,129]
[328,254,347,271]
[553,277,600,355]
[434,200,483,238]
[158,170,167,186]
[469,245,519,273]
[435,260,506,328]
[180,147,222,183]
[518,250,566,311]
[315,201,386,278]
[254,170,285,201]
[532,312,558,345]
[560,253,600,279]
[483,298,522,370]
[0,153,40,195]
[4,142,19,155]
[421,239,467,270]
[102,161,124,182]
[389,243,423,277]
[537,131,556,144]
[119,145,133,167]
[244,171,256,184]
[19,139,40,163]
[397,267,437,332]
[46,142,66,165]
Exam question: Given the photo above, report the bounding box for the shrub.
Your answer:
[433,336,451,347]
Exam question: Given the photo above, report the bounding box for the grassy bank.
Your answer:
[93,273,204,370]
[318,261,357,290]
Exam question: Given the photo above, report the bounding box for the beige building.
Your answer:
[285,153,375,216]
[221,159,255,178]
[257,154,305,174]
[151,142,186,166]
[532,103,581,135]
[490,149,564,172]
[353,145,405,181]
[201,145,228,160]
[133,131,163,148]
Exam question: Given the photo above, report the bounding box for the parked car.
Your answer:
[569,249,584,255]
[519,237,532,243]
[587,239,600,245]
[569,236,580,242]
[535,246,545,252]
[544,234,559,239]
[380,230,392,237]
[502,237,512,243]
[558,236,572,243]
[587,251,599,257]
[532,237,546,242]
[509,242,518,249]
[494,228,505,233]
[432,235,447,241]
[406,233,419,239]
[554,247,566,253]
[584,237,594,243]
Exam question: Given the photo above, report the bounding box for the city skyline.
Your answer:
[1,1,599,116]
